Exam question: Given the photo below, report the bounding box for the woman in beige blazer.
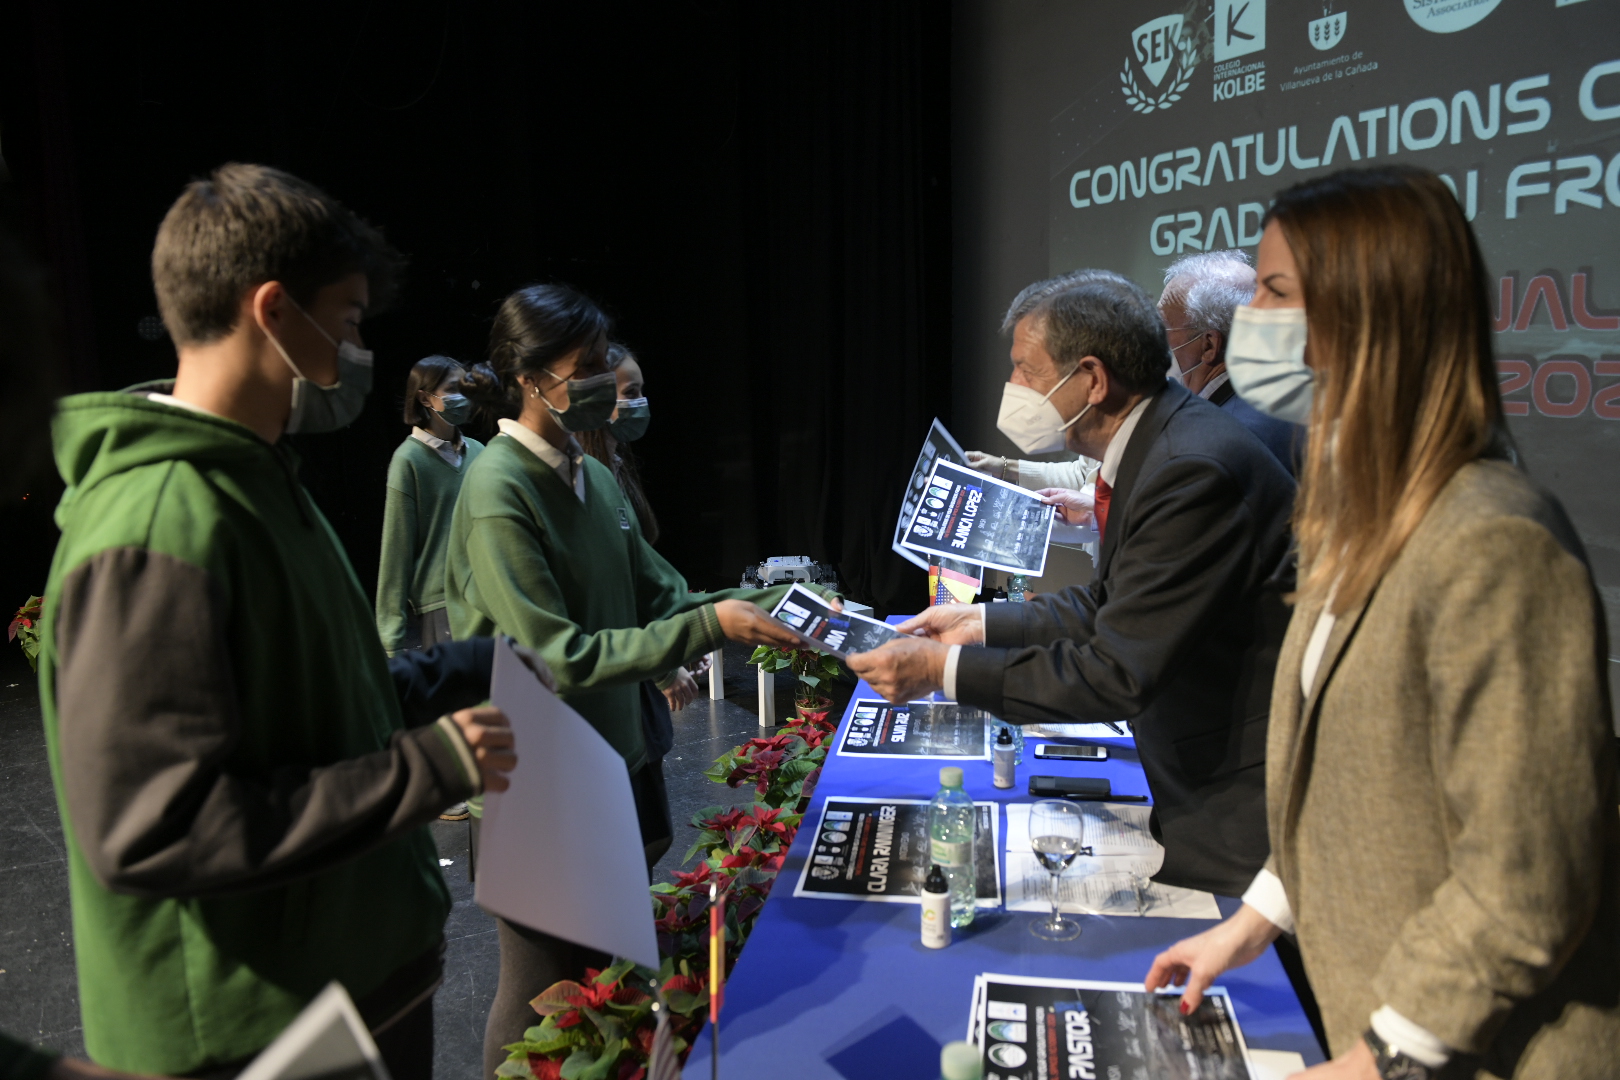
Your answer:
[1145,167,1619,1080]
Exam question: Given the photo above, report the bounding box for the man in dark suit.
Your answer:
[1160,250,1302,477]
[851,271,1296,897]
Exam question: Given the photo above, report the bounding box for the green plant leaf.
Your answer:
[494,1060,533,1078]
[558,1047,600,1080]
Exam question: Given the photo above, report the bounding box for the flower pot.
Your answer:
[795,696,833,724]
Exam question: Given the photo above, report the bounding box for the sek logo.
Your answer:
[1309,10,1347,51]
[1120,14,1197,114]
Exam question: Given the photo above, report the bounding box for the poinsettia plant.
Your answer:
[703,732,823,807]
[498,957,707,1080]
[8,596,42,672]
[681,803,802,865]
[749,645,842,711]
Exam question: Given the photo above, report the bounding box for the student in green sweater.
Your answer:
[449,284,807,1077]
[39,164,525,1080]
[376,355,485,656]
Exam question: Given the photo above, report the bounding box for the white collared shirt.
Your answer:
[1199,369,1231,401]
[497,418,586,502]
[146,391,221,418]
[411,426,465,469]
[943,394,1153,701]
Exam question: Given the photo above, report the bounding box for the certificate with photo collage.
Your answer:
[792,797,1001,907]
[836,699,991,760]
[966,975,1254,1080]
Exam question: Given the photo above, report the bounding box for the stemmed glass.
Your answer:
[1028,799,1087,940]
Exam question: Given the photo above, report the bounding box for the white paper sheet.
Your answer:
[237,983,387,1080]
[1004,852,1221,919]
[475,639,660,970]
[1005,801,1159,856]
[1249,1049,1309,1080]
[1021,720,1134,739]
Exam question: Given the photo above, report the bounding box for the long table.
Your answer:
[684,670,1325,1079]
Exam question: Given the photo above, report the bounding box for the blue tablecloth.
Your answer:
[685,661,1325,1079]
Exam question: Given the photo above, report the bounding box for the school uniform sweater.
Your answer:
[376,433,484,654]
[446,429,793,770]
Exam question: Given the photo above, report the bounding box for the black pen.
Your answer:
[1102,721,1125,735]
[1062,793,1149,803]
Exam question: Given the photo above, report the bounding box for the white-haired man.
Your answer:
[1160,250,1301,476]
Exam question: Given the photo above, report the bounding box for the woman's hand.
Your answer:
[450,706,518,793]
[895,603,985,645]
[663,667,699,711]
[1037,486,1095,528]
[1143,904,1282,1013]
[965,450,1009,476]
[714,599,804,650]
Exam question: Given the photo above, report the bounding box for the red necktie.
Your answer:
[1093,477,1112,544]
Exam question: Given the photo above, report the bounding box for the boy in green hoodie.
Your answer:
[38,164,522,1080]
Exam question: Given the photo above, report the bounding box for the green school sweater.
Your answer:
[446,433,793,769]
[376,434,484,654]
[40,391,469,1074]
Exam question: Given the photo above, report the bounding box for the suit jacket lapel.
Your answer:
[1279,587,1376,839]
[1097,384,1185,581]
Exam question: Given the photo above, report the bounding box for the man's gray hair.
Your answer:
[1021,270,1170,394]
[1002,269,1116,336]
[1159,249,1256,340]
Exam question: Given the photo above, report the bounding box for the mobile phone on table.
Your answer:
[1033,743,1108,762]
[1028,775,1111,798]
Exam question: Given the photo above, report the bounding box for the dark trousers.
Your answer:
[181,946,440,1080]
[478,756,673,1079]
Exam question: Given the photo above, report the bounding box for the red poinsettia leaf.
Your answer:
[530,981,589,1016]
[553,1009,583,1029]
[527,1053,564,1080]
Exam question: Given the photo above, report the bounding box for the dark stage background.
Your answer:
[1,0,952,619]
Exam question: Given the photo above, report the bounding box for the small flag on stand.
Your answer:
[709,881,726,1080]
[929,557,983,606]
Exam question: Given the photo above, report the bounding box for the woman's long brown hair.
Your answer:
[1274,167,1507,614]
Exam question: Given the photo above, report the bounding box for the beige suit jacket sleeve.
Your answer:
[1371,516,1612,1050]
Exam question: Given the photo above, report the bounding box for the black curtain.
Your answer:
[0,1,950,618]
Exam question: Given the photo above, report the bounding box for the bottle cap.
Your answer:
[940,1041,981,1080]
[996,726,1013,744]
[940,766,964,788]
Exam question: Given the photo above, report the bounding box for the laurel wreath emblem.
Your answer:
[1119,37,1197,114]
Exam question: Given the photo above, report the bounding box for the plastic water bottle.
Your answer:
[928,766,977,927]
[940,1041,981,1080]
[1008,574,1028,601]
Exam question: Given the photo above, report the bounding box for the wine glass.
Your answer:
[1028,799,1087,940]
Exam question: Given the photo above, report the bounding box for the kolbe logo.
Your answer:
[1120,14,1197,114]
[1308,9,1346,51]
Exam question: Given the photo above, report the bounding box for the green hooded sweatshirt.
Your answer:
[39,390,481,1074]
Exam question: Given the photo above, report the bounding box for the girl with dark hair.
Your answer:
[446,284,808,1076]
[1146,167,1619,1079]
[578,343,703,713]
[375,355,483,658]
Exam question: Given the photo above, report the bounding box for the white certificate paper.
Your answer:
[475,639,660,970]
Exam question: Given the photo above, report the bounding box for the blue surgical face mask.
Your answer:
[432,392,473,427]
[268,299,374,434]
[608,397,650,442]
[1225,305,1312,424]
[541,369,618,432]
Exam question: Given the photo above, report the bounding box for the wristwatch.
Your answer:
[1363,1028,1437,1080]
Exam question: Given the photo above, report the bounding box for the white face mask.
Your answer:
[1225,305,1312,424]
[1166,331,1209,386]
[996,369,1092,455]
[267,299,375,434]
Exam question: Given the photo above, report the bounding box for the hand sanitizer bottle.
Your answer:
[992,725,1016,789]
[921,864,951,949]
